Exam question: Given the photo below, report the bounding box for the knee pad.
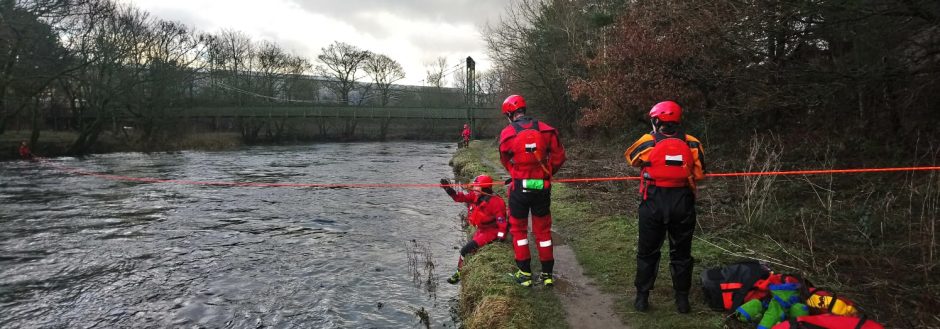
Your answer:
[460,240,480,257]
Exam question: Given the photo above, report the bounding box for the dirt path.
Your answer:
[480,152,628,329]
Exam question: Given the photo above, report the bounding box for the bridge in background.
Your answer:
[175,106,502,120]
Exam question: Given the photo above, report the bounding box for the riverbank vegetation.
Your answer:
[482,1,939,327]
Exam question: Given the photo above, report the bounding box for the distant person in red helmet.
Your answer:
[498,94,566,287]
[18,141,33,160]
[461,123,471,148]
[624,101,705,313]
[440,174,508,284]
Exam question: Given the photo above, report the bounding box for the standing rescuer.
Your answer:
[498,94,566,287]
[440,174,508,284]
[18,141,33,160]
[461,123,471,148]
[625,101,705,313]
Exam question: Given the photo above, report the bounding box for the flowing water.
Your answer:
[0,142,467,328]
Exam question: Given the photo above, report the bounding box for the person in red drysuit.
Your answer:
[440,174,507,284]
[498,94,566,287]
[18,141,33,160]
[461,123,471,148]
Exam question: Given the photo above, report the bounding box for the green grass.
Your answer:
[450,140,567,329]
[551,184,729,328]
[457,140,734,328]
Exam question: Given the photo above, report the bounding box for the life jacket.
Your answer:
[509,118,551,176]
[468,195,496,226]
[641,132,694,192]
[806,288,858,316]
[770,314,884,329]
[701,260,771,311]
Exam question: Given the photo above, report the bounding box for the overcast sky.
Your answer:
[119,0,506,86]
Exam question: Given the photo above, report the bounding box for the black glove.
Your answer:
[440,178,456,195]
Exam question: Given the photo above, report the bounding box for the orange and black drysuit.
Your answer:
[498,116,566,275]
[625,130,705,295]
[445,189,508,269]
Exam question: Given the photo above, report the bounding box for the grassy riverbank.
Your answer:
[449,140,567,329]
[453,140,734,328]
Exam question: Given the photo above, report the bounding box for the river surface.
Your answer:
[0,142,468,328]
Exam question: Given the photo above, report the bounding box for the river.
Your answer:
[0,142,467,328]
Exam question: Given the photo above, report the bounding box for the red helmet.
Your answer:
[649,101,682,122]
[472,175,494,189]
[502,95,526,114]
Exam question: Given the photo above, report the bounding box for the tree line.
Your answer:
[1,0,499,153]
[485,0,939,156]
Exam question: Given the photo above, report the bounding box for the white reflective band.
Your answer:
[539,240,552,247]
[516,239,529,246]
[666,155,683,162]
[497,232,505,237]
[525,143,537,149]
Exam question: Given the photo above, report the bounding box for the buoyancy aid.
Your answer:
[642,132,695,187]
[806,288,858,316]
[467,194,504,228]
[509,118,551,176]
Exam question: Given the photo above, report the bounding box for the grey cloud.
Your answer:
[410,32,480,55]
[292,0,508,34]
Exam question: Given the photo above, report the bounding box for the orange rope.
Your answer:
[36,159,940,189]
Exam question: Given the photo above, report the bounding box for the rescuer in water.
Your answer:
[440,174,508,284]
[498,94,566,287]
[624,101,705,313]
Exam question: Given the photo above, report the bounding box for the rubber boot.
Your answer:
[634,291,650,312]
[676,292,691,314]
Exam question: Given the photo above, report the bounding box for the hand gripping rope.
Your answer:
[34,158,940,189]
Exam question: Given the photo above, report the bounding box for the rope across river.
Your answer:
[35,159,940,189]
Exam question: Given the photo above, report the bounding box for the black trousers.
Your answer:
[635,186,696,294]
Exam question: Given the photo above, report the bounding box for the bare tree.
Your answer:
[316,41,370,104]
[256,40,286,99]
[0,0,86,136]
[363,53,405,106]
[216,29,254,105]
[282,55,313,102]
[424,56,447,89]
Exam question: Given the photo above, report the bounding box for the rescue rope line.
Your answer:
[36,159,940,189]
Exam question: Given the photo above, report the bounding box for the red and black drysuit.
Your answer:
[625,129,705,295]
[445,189,507,269]
[498,116,566,274]
[18,144,32,159]
[461,127,471,144]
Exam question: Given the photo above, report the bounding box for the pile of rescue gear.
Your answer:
[701,260,884,329]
